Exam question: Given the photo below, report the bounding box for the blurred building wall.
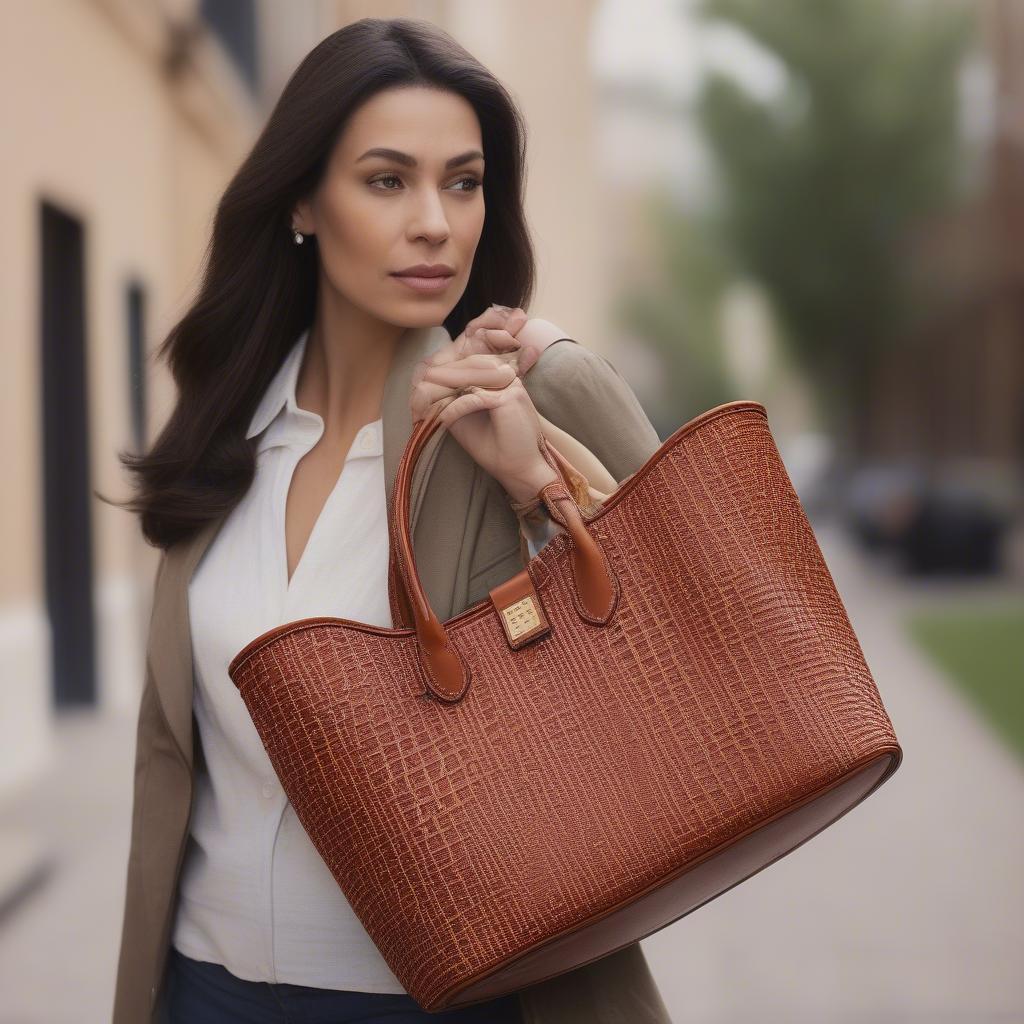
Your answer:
[872,0,1024,470]
[0,0,262,797]
[0,0,611,803]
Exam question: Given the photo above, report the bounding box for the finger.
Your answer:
[411,390,463,427]
[410,379,444,422]
[502,308,530,337]
[421,355,518,392]
[414,333,470,375]
[473,326,521,353]
[418,350,515,385]
[462,305,532,347]
[413,340,503,383]
[464,328,535,377]
[463,305,514,339]
[516,344,540,376]
[432,384,509,429]
[421,322,515,371]
[454,325,521,361]
[411,355,515,420]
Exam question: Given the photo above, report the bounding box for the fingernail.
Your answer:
[491,303,512,312]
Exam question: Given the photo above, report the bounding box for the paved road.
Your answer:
[0,520,1021,1023]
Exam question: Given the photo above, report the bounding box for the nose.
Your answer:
[406,187,450,244]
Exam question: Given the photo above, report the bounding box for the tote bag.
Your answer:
[229,399,903,1011]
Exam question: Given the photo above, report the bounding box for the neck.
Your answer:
[295,294,405,436]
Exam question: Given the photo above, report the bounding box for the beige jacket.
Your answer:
[112,324,673,1024]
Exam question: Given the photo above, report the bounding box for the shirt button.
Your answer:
[261,782,276,798]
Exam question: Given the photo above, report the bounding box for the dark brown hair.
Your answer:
[103,17,535,550]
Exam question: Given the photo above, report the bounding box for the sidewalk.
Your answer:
[0,520,1021,1023]
[0,707,136,1024]
[642,518,1024,1023]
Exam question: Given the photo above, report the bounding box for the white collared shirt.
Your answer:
[170,327,559,991]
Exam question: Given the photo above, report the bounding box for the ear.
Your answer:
[291,198,314,235]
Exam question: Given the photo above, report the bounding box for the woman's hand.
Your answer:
[438,303,537,379]
[444,304,574,379]
[410,347,560,505]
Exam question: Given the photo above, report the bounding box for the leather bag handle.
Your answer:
[389,382,617,703]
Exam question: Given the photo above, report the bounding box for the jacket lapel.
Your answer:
[380,323,454,531]
[150,323,455,771]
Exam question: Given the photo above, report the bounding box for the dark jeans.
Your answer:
[163,947,524,1024]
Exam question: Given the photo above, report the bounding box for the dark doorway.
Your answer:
[125,280,148,453]
[39,201,96,708]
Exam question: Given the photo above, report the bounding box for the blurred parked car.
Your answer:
[842,458,1021,575]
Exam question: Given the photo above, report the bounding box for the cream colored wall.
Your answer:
[0,0,260,795]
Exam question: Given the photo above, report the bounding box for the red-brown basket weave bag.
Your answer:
[228,399,903,1012]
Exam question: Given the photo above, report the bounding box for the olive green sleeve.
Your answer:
[522,338,661,485]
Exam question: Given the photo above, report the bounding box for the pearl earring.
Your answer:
[293,229,304,245]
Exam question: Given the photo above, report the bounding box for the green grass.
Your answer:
[906,604,1024,761]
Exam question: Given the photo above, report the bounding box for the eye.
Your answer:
[367,173,483,194]
[369,173,403,191]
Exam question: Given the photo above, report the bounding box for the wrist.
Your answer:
[502,463,561,505]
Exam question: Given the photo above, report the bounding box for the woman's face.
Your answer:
[293,85,486,328]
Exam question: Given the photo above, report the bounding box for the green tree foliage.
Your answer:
[614,185,736,431]
[695,0,971,451]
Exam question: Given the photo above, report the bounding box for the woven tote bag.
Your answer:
[228,398,903,1012]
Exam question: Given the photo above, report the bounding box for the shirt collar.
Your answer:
[245,326,383,459]
[246,327,310,441]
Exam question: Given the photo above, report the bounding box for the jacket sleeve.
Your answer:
[522,338,662,485]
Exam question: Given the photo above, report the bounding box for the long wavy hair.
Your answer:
[103,17,535,551]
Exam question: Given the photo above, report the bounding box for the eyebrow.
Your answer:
[355,147,484,169]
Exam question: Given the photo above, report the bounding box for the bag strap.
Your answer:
[388,396,617,703]
[387,412,604,632]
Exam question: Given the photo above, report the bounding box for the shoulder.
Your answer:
[522,336,662,482]
[522,336,640,419]
[525,336,586,375]
[523,336,630,391]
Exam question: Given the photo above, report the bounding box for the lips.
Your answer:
[391,264,455,278]
[390,269,455,293]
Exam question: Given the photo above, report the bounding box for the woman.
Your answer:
[110,17,672,1024]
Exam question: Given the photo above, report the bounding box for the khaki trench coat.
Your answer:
[112,324,674,1024]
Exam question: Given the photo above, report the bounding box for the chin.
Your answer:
[379,314,419,331]
[386,309,451,332]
